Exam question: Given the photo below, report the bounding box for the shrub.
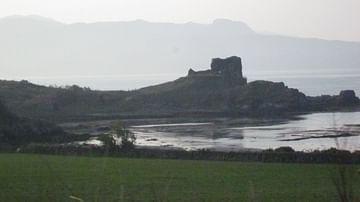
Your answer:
[274,146,295,153]
[112,121,136,151]
[97,134,117,152]
[97,121,136,152]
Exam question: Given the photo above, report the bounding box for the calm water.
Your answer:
[131,112,360,151]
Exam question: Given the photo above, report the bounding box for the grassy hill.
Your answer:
[0,80,129,121]
[0,98,70,147]
[0,153,359,201]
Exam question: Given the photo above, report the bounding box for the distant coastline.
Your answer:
[2,71,360,96]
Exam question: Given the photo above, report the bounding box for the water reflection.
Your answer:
[130,112,360,151]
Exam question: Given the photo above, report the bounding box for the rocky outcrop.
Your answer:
[306,90,360,111]
[187,68,196,76]
[228,81,309,115]
[338,90,360,106]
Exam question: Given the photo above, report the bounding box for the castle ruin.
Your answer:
[188,56,247,85]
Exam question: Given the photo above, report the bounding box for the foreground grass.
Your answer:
[0,154,359,202]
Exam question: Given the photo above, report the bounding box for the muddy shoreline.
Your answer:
[60,112,360,152]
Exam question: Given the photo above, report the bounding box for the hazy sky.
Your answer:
[1,0,359,41]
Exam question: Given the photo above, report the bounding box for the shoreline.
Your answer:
[61,111,360,153]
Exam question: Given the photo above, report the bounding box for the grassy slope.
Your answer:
[0,154,359,202]
[0,80,128,121]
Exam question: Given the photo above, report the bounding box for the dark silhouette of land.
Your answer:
[0,56,358,123]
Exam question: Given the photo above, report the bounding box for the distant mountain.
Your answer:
[1,15,59,23]
[0,15,359,80]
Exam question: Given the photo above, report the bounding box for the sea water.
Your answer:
[132,112,360,151]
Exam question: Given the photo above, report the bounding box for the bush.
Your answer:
[97,134,117,152]
[97,121,136,152]
[274,146,295,153]
[112,121,136,150]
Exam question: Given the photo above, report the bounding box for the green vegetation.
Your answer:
[0,154,359,201]
[112,121,136,150]
[97,122,136,152]
[0,80,128,122]
[0,100,68,148]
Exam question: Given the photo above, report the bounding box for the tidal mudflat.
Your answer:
[61,111,360,152]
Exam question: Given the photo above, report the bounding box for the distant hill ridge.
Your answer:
[0,15,359,79]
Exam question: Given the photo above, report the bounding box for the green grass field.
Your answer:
[0,154,359,202]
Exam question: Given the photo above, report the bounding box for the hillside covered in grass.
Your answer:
[0,154,359,202]
[0,99,70,147]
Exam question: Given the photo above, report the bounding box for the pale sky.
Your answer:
[1,0,360,41]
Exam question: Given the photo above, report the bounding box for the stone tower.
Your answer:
[211,56,243,79]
